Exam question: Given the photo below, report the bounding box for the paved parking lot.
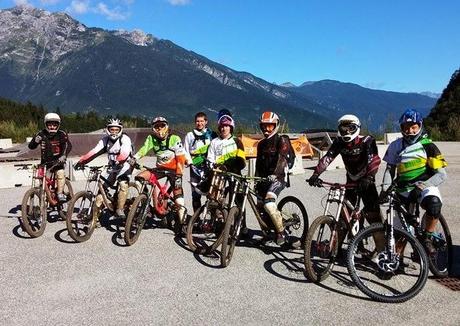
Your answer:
[1,142,459,325]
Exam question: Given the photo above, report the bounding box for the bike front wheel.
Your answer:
[421,213,453,277]
[304,215,343,282]
[220,206,241,268]
[278,196,309,248]
[66,191,96,242]
[347,223,428,303]
[186,202,227,254]
[124,194,149,246]
[21,188,47,237]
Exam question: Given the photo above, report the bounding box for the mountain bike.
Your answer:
[18,163,73,238]
[220,171,308,267]
[66,165,139,242]
[346,184,429,303]
[303,178,366,282]
[186,166,232,254]
[124,164,184,246]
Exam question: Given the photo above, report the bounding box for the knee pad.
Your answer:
[55,169,65,180]
[421,195,442,218]
[263,200,277,215]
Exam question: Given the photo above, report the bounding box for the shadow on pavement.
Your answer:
[12,223,30,239]
[54,228,76,244]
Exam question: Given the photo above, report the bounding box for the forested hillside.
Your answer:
[425,68,460,140]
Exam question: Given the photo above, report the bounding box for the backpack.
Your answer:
[278,134,296,169]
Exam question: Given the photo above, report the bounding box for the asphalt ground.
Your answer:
[1,142,459,325]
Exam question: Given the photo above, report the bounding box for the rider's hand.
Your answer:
[379,190,389,203]
[34,134,42,143]
[267,174,278,182]
[127,157,137,166]
[358,176,374,192]
[74,162,84,170]
[408,186,423,203]
[307,174,322,187]
[57,155,66,164]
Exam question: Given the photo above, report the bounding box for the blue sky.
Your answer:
[2,0,459,93]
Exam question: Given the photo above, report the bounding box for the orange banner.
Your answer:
[239,134,313,159]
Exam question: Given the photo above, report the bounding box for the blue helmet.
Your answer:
[399,109,423,144]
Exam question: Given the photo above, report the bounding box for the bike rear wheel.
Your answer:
[57,179,74,220]
[347,223,428,303]
[21,188,47,237]
[220,206,241,267]
[186,202,227,254]
[304,215,343,282]
[421,213,453,277]
[124,194,148,246]
[278,196,309,248]
[66,191,96,242]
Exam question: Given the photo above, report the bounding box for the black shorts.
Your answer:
[256,180,286,199]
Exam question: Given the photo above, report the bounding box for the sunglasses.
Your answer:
[153,123,167,130]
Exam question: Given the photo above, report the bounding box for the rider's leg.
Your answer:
[190,167,202,212]
[359,183,385,251]
[173,176,186,224]
[420,195,442,254]
[116,180,129,218]
[55,168,67,202]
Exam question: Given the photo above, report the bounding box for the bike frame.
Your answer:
[82,166,116,212]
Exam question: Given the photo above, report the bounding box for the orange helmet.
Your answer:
[259,111,279,138]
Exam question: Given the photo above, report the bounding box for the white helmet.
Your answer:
[106,118,123,141]
[338,114,361,142]
[259,111,280,138]
[44,113,61,134]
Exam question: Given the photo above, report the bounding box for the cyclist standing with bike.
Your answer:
[28,113,72,203]
[255,111,291,245]
[308,114,382,225]
[129,117,187,225]
[74,118,133,219]
[184,112,217,212]
[381,108,447,255]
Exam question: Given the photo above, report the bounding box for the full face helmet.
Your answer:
[106,118,123,141]
[338,114,361,142]
[44,113,61,134]
[259,111,279,138]
[399,108,423,144]
[151,116,169,140]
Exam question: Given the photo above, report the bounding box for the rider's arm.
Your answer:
[419,142,448,188]
[272,135,290,179]
[134,135,154,160]
[78,138,106,164]
[28,131,43,150]
[313,139,340,175]
[382,164,396,192]
[170,135,186,175]
[422,168,447,188]
[207,139,217,164]
[365,137,381,178]
[183,132,193,165]
[116,134,132,164]
[61,131,72,157]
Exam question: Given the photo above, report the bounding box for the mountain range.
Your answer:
[0,6,437,131]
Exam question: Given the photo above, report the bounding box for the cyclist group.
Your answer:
[29,107,447,255]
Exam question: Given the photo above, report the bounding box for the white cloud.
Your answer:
[66,0,90,14]
[95,2,128,21]
[40,0,61,5]
[14,0,33,7]
[167,0,190,6]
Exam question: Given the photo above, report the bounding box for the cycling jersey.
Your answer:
[184,128,217,166]
[28,129,72,168]
[135,134,186,175]
[383,134,447,194]
[315,135,381,181]
[207,136,246,174]
[256,133,290,181]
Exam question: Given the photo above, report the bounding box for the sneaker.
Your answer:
[276,231,287,246]
[57,193,67,203]
[116,209,126,219]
